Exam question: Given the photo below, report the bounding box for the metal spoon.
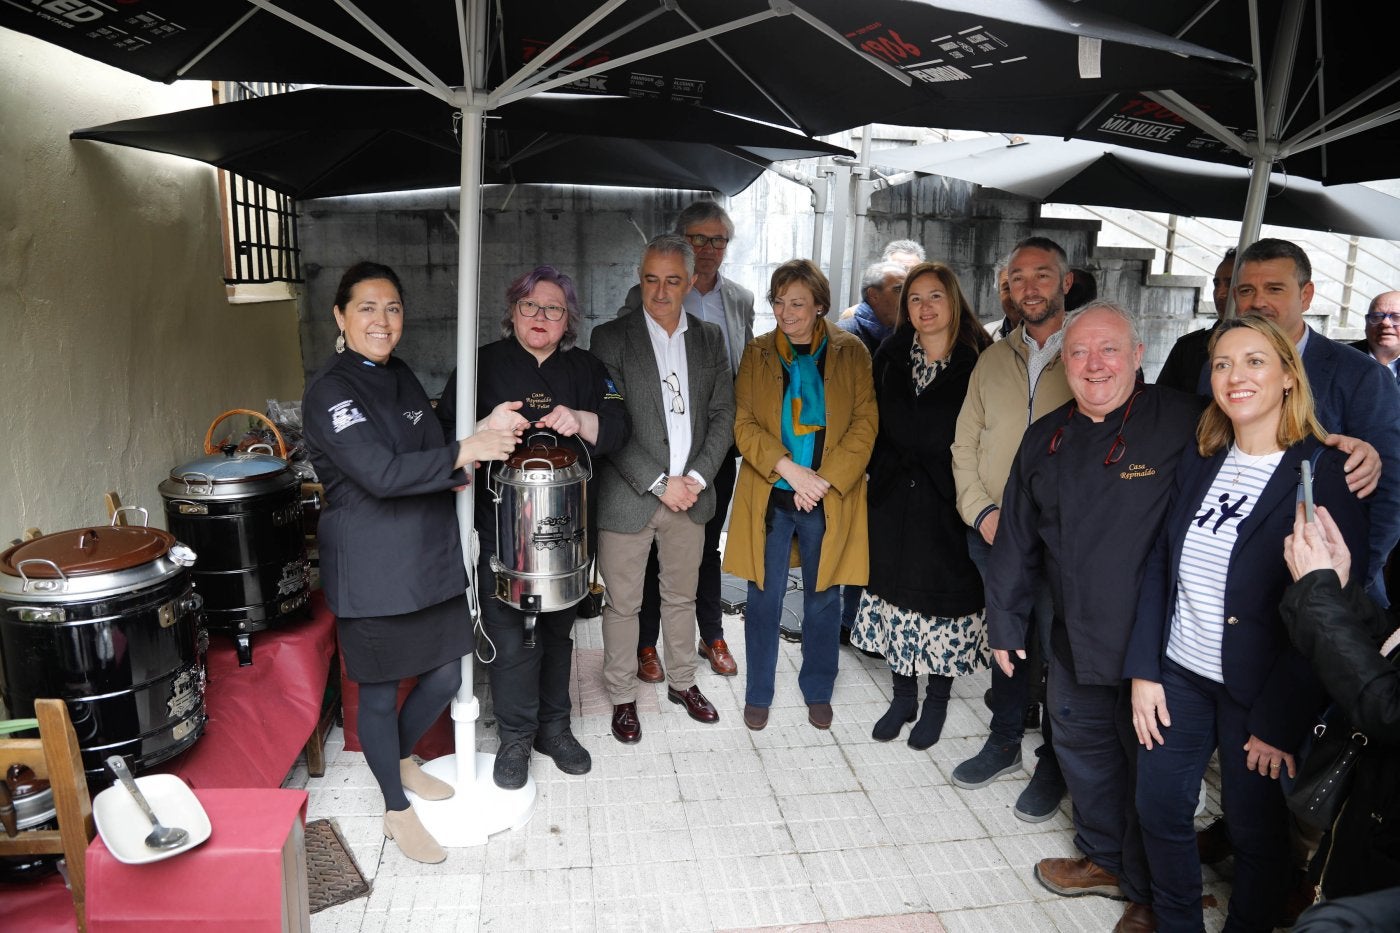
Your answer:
[105,755,189,850]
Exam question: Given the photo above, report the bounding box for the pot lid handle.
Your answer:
[16,558,67,591]
[203,409,288,459]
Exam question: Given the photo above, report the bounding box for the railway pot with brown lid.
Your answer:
[159,409,313,665]
[0,511,207,784]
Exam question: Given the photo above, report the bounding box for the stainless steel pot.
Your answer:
[488,432,591,646]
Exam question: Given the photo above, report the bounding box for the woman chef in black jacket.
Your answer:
[304,261,524,864]
[438,264,628,791]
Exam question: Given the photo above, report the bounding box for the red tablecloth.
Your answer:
[0,874,80,933]
[157,592,336,788]
[86,788,309,932]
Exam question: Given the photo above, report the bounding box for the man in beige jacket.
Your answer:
[950,235,1074,821]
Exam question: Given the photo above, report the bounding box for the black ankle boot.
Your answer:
[909,675,953,750]
[872,672,917,741]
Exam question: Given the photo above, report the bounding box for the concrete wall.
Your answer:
[1,34,306,538]
[296,146,1210,396]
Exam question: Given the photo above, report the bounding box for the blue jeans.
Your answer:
[1137,659,1291,932]
[744,505,839,707]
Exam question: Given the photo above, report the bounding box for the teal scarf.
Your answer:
[775,323,828,490]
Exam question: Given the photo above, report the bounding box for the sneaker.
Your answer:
[1014,771,1067,822]
[951,739,1023,789]
[533,731,592,775]
[492,738,532,790]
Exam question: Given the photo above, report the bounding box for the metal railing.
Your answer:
[215,82,303,286]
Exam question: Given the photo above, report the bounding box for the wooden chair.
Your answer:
[0,699,95,932]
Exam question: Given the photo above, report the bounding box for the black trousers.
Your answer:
[478,554,578,745]
[638,451,738,648]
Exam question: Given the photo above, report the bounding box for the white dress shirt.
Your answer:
[643,311,707,490]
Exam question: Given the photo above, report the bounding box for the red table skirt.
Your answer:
[86,788,309,932]
[157,591,336,788]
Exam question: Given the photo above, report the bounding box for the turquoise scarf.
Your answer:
[775,321,828,490]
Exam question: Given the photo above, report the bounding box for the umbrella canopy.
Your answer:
[70,89,853,199]
[1065,0,1400,187]
[872,135,1400,240]
[1,1,1250,136]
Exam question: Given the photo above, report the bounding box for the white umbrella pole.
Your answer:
[415,90,536,845]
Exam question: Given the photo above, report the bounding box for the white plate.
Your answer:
[92,773,212,865]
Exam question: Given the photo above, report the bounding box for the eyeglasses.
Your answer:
[685,233,729,250]
[1365,311,1400,325]
[661,372,686,414]
[516,298,567,321]
[1047,386,1143,466]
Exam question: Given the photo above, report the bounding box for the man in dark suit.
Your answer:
[1349,290,1400,379]
[619,201,754,680]
[1234,239,1400,605]
[591,234,736,744]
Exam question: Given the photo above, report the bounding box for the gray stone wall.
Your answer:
[298,172,1210,396]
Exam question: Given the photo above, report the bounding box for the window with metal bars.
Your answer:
[215,81,303,295]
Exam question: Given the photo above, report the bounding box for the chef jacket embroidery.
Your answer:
[403,410,424,425]
[330,399,367,433]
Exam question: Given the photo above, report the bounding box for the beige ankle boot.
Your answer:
[383,805,446,864]
[399,757,454,800]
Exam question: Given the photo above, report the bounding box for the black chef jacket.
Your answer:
[437,338,629,553]
[986,384,1205,686]
[304,349,469,618]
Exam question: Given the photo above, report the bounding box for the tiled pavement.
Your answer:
[290,609,1235,932]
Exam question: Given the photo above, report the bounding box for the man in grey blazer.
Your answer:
[592,234,737,743]
[619,201,755,680]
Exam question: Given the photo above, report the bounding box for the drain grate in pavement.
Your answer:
[306,818,370,913]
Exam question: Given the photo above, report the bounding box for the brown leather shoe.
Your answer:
[807,702,833,729]
[637,647,664,684]
[1112,902,1155,933]
[698,638,738,676]
[1196,816,1231,865]
[1034,856,1124,899]
[666,685,719,723]
[743,704,769,731]
[611,702,641,744]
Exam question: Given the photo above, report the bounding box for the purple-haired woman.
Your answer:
[437,265,629,791]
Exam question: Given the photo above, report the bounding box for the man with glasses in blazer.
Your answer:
[591,234,736,744]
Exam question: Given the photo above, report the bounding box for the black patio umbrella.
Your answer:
[1,1,1249,136]
[872,134,1400,240]
[1,0,1251,811]
[70,89,853,199]
[977,1,1400,246]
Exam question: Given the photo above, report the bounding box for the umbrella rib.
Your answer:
[329,0,452,95]
[1286,68,1400,150]
[494,0,640,98]
[668,4,805,131]
[494,9,778,106]
[245,0,452,101]
[1146,90,1252,157]
[174,8,260,78]
[1286,102,1400,158]
[780,1,911,88]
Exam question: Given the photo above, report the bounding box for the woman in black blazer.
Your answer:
[1125,316,1368,932]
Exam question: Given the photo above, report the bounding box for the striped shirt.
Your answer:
[1166,446,1285,682]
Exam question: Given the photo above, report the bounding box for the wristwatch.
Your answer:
[650,477,668,497]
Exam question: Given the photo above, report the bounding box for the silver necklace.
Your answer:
[1228,444,1278,486]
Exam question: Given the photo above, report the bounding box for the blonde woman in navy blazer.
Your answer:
[1125,316,1368,933]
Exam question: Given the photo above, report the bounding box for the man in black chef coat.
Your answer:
[988,301,1203,931]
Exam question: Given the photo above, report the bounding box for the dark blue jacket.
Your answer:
[1125,437,1369,751]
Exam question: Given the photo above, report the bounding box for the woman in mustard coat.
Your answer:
[723,259,878,732]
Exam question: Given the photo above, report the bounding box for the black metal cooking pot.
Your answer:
[159,410,312,665]
[0,515,207,784]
